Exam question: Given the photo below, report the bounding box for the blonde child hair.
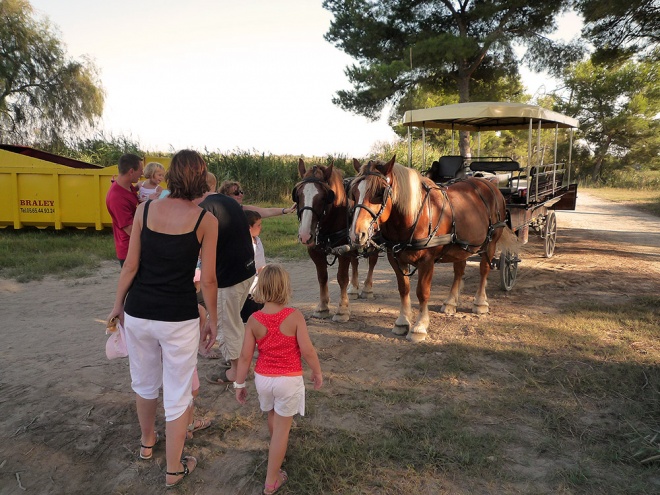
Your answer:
[252,264,291,306]
[143,161,165,180]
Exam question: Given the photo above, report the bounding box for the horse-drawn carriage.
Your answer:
[402,102,580,291]
[292,102,579,342]
[343,102,579,342]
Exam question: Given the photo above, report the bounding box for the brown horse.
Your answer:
[293,159,379,322]
[349,156,511,341]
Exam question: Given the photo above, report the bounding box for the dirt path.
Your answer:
[0,192,658,494]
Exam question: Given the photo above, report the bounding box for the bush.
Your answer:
[581,168,660,189]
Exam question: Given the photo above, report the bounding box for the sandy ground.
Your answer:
[1,191,659,494]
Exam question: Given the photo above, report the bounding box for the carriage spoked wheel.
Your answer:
[499,249,518,291]
[543,211,557,258]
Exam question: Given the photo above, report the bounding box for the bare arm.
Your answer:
[235,319,257,404]
[199,213,218,351]
[107,203,144,325]
[242,203,296,218]
[294,310,323,389]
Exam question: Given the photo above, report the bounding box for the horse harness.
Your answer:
[353,172,506,275]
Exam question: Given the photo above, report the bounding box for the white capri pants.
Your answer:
[123,314,199,422]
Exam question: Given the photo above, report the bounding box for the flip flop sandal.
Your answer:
[198,348,221,359]
[139,432,160,460]
[166,456,197,488]
[263,469,288,495]
[205,368,232,385]
[186,417,212,439]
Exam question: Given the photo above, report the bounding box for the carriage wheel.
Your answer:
[499,249,518,291]
[543,211,557,258]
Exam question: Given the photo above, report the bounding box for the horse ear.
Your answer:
[383,156,396,175]
[325,189,335,204]
[323,162,334,181]
[353,158,361,173]
[298,158,306,178]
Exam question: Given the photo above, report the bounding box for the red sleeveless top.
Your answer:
[253,307,302,377]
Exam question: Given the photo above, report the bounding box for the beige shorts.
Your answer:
[216,276,254,361]
[255,373,305,417]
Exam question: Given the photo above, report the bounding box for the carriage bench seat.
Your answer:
[469,161,522,196]
[427,155,466,183]
[528,167,566,200]
[469,160,522,173]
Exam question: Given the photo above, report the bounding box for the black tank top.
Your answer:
[124,201,206,322]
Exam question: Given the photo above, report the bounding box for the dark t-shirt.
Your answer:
[200,193,255,288]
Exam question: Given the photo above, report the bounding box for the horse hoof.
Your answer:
[441,304,457,315]
[392,325,409,336]
[359,290,374,300]
[348,293,359,300]
[406,331,427,343]
[332,313,350,323]
[472,304,489,315]
[312,310,331,319]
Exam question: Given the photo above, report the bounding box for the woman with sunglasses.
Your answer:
[218,180,296,218]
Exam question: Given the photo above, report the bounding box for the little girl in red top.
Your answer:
[234,263,323,495]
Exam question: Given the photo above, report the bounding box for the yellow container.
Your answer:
[0,145,169,230]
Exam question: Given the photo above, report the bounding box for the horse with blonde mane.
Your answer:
[293,159,378,322]
[349,156,513,342]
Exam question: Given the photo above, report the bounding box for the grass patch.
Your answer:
[583,187,660,217]
[258,210,308,261]
[0,204,308,281]
[276,409,503,494]
[264,298,660,493]
[0,228,116,281]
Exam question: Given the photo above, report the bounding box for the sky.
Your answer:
[29,0,581,158]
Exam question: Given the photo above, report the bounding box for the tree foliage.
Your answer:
[557,56,660,181]
[576,0,660,61]
[323,0,580,121]
[0,0,104,144]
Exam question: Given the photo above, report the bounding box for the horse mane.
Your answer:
[304,165,346,207]
[359,161,423,218]
[327,166,346,207]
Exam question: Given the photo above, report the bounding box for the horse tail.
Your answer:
[497,226,521,254]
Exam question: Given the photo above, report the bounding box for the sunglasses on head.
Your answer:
[232,189,244,196]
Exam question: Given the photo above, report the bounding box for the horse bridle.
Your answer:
[292,177,335,220]
[350,170,392,245]
[292,176,336,247]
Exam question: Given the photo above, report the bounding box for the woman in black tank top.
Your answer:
[107,150,218,488]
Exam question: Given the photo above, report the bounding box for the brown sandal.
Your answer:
[186,417,212,439]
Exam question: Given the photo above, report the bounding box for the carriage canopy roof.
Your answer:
[402,102,579,131]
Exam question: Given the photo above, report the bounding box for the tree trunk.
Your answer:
[592,155,604,182]
[457,74,471,158]
[592,135,613,182]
